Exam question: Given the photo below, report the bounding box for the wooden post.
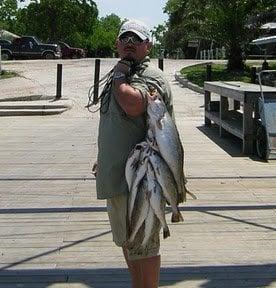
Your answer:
[250,66,257,84]
[204,90,211,126]
[56,64,62,100]
[262,59,269,70]
[206,64,212,81]
[158,58,164,71]
[0,45,2,76]
[243,100,255,154]
[220,95,229,137]
[93,59,101,104]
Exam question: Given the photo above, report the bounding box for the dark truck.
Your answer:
[0,36,61,60]
[58,41,86,59]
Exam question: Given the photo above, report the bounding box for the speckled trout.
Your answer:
[147,96,187,203]
[128,176,150,243]
[128,155,148,222]
[125,142,148,192]
[149,150,183,223]
[147,162,170,239]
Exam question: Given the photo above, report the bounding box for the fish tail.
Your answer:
[171,209,184,223]
[163,227,170,239]
[177,192,184,204]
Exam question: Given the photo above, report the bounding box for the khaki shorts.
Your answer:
[106,193,161,261]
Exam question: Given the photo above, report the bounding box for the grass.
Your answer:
[180,61,276,87]
[0,70,18,79]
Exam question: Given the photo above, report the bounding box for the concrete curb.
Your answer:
[0,98,72,116]
[175,71,204,94]
[0,95,55,102]
[174,61,213,94]
[0,108,68,116]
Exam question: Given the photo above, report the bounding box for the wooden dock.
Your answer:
[0,70,275,287]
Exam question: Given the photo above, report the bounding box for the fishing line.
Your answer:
[86,68,114,113]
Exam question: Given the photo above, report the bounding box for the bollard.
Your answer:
[158,58,164,71]
[250,66,257,84]
[0,45,2,76]
[262,59,269,71]
[206,64,212,81]
[56,63,62,100]
[93,58,101,104]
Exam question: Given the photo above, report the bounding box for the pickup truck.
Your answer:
[58,41,86,59]
[0,36,61,60]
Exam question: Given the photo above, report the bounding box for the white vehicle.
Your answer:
[249,22,276,58]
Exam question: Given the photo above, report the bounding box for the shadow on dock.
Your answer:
[0,264,275,287]
[197,124,266,162]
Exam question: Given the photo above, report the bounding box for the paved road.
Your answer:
[0,58,275,287]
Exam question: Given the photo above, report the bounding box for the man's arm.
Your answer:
[113,60,146,117]
[114,78,146,117]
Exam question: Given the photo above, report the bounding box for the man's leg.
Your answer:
[124,247,161,288]
[107,196,142,286]
[131,255,161,288]
[107,195,161,287]
[123,248,142,288]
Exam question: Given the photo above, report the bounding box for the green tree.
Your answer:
[203,0,276,70]
[151,24,167,57]
[16,0,98,47]
[164,0,275,70]
[0,0,18,31]
[88,14,121,57]
[164,0,205,58]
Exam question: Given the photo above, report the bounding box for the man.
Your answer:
[96,19,174,288]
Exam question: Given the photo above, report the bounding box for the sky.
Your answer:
[94,0,168,30]
[19,0,168,30]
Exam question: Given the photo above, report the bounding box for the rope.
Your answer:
[86,68,114,113]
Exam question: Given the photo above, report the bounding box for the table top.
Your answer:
[205,81,276,92]
[204,81,276,101]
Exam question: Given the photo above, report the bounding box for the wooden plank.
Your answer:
[204,82,245,102]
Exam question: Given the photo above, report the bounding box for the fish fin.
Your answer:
[92,162,97,177]
[156,118,163,130]
[177,182,192,204]
[171,209,184,223]
[163,227,170,239]
[187,190,197,199]
[181,183,197,200]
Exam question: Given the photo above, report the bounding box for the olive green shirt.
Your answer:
[96,57,173,199]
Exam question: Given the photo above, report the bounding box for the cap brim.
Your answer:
[118,29,148,41]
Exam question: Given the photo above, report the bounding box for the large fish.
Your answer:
[141,206,156,248]
[128,155,148,222]
[125,142,148,191]
[128,177,150,243]
[147,162,170,239]
[147,96,187,203]
[148,151,183,223]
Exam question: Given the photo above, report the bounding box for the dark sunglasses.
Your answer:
[119,35,147,45]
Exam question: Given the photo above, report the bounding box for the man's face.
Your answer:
[116,32,152,62]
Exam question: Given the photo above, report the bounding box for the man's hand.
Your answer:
[113,59,145,117]
[114,59,132,75]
